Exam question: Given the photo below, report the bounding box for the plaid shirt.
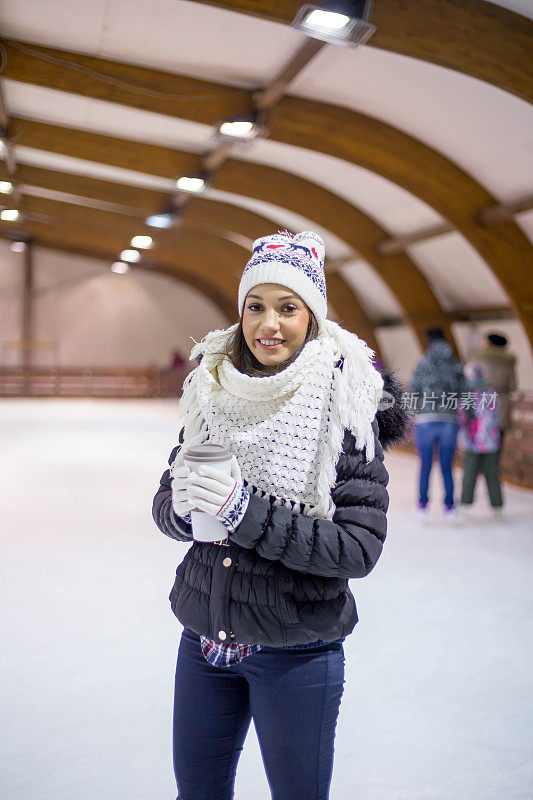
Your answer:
[200,636,262,666]
[199,636,342,666]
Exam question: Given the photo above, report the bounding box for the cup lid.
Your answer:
[183,443,231,462]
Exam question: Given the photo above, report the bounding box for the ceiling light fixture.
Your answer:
[1,209,20,221]
[292,1,376,47]
[146,208,181,229]
[119,249,141,263]
[176,174,207,194]
[0,180,13,194]
[218,112,264,140]
[10,240,26,252]
[131,235,153,249]
[111,261,129,274]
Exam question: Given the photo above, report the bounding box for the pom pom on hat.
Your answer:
[238,230,327,328]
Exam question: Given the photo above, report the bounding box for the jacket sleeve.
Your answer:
[229,420,389,579]
[152,427,193,543]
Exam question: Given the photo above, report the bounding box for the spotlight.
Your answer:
[146,209,180,229]
[111,261,129,274]
[131,235,152,249]
[176,175,207,194]
[0,181,13,194]
[119,249,141,263]
[1,209,20,221]
[292,1,376,47]
[10,240,26,252]
[218,113,263,140]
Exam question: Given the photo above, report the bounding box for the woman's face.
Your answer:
[242,284,311,367]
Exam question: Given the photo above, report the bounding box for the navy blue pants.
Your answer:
[173,627,345,800]
[414,420,458,508]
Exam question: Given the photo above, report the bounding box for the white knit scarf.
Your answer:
[174,320,383,520]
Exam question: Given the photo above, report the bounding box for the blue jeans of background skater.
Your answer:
[173,627,345,800]
[414,420,459,508]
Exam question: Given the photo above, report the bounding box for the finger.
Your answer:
[197,465,235,485]
[187,485,224,506]
[187,473,231,496]
[191,498,220,516]
[172,465,190,479]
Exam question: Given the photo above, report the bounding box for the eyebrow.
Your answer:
[247,294,300,301]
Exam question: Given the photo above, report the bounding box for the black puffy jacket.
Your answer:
[152,370,408,647]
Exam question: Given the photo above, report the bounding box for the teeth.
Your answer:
[259,339,283,346]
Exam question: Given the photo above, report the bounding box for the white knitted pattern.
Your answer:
[174,320,383,521]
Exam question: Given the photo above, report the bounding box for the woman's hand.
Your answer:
[171,463,194,519]
[186,456,249,532]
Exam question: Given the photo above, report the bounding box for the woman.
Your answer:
[153,231,408,800]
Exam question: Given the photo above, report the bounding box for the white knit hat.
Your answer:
[238,230,327,328]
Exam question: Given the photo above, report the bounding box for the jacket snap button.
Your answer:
[218,630,227,641]
[223,557,232,567]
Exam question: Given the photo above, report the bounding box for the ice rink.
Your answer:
[2,398,532,800]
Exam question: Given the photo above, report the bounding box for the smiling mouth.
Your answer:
[257,338,285,349]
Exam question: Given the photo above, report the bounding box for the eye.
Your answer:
[247,303,262,311]
[282,304,298,313]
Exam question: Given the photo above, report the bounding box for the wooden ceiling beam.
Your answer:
[11,195,241,312]
[3,43,531,341]
[476,195,533,226]
[269,95,533,341]
[376,223,454,256]
[2,38,251,126]
[16,191,382,353]
[9,119,453,349]
[214,160,457,345]
[255,38,325,110]
[1,161,383,352]
[6,162,169,213]
[189,1,533,101]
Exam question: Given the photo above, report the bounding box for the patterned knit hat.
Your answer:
[238,230,327,328]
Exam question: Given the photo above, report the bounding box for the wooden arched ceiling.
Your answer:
[17,195,242,315]
[8,118,456,349]
[191,0,533,101]
[3,42,531,342]
[0,222,236,320]
[211,161,453,340]
[268,95,533,342]
[6,161,382,350]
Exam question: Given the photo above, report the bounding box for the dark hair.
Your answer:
[487,332,507,348]
[218,313,320,377]
[425,327,446,344]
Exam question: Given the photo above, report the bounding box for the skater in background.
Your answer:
[469,332,517,456]
[409,328,468,520]
[458,362,503,517]
[153,230,408,800]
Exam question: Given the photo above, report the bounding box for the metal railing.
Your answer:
[0,366,191,398]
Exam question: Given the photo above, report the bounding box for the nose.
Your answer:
[260,309,281,333]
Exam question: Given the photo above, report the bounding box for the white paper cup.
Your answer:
[183,443,232,542]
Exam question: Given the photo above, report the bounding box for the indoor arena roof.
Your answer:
[0,0,532,356]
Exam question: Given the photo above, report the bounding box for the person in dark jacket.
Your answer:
[152,231,408,800]
[409,328,468,521]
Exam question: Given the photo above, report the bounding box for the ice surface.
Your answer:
[1,399,532,800]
